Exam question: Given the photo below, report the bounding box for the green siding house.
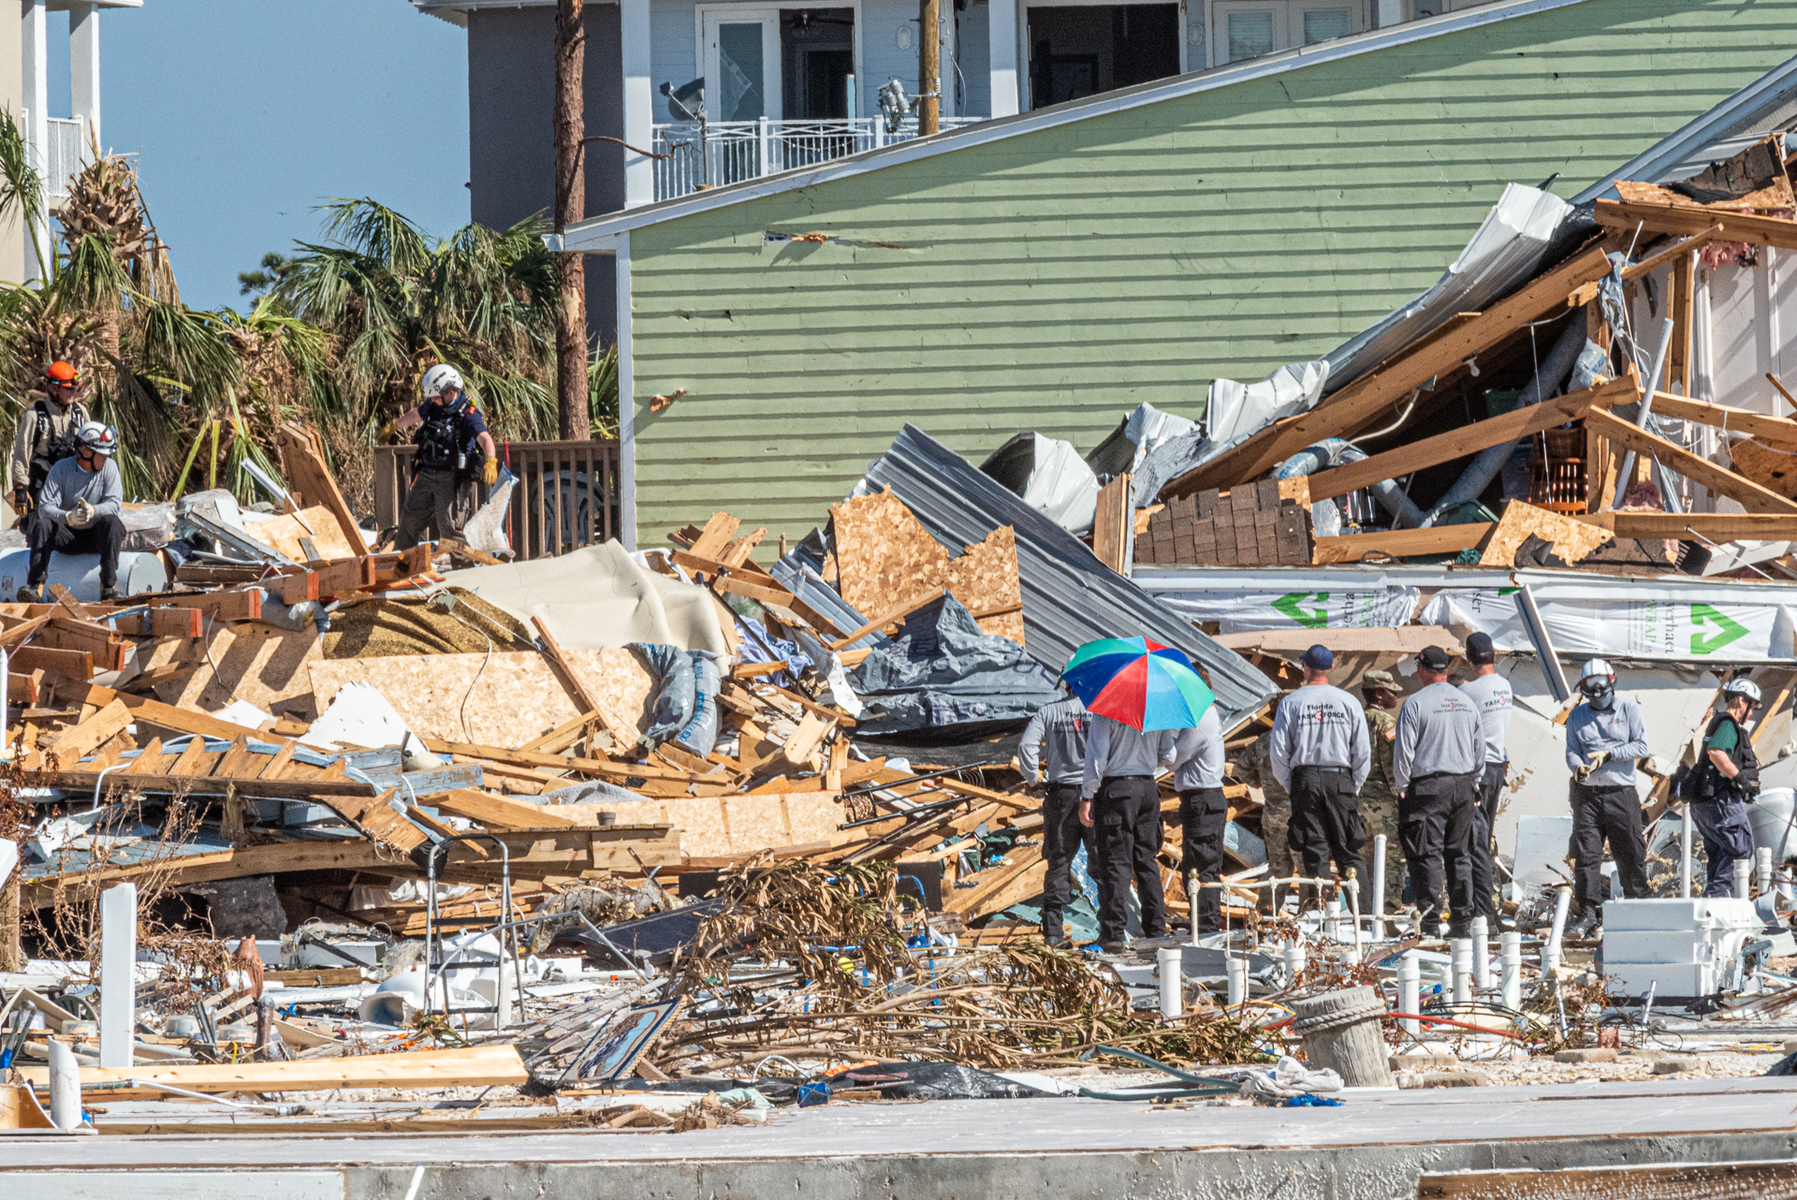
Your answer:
[562,0,1797,550]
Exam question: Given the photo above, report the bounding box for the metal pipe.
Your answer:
[1422,317,1590,526]
[1612,319,1678,509]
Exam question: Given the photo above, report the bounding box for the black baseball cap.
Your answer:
[1417,645,1453,671]
[1465,632,1495,665]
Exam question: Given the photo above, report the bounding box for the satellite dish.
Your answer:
[662,78,706,122]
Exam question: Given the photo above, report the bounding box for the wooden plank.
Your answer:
[1585,407,1797,514]
[1644,390,1797,445]
[17,1045,527,1096]
[9,646,88,681]
[70,683,280,743]
[417,736,693,783]
[714,574,797,608]
[1621,228,1723,283]
[530,615,616,735]
[1305,376,1634,502]
[1417,1160,1797,1200]
[431,787,583,830]
[826,589,946,651]
[275,422,369,556]
[1091,472,1132,573]
[31,767,377,802]
[1586,511,1797,541]
[137,588,263,622]
[1670,247,1695,395]
[34,698,132,765]
[1168,244,1615,494]
[1595,197,1797,253]
[8,668,42,705]
[1311,523,1493,565]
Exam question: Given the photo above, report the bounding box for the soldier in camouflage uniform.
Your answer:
[1231,717,1295,912]
[1360,670,1406,912]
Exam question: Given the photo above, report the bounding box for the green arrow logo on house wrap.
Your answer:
[1273,592,1331,629]
[1689,604,1748,655]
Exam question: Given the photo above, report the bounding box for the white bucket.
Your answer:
[1748,787,1797,863]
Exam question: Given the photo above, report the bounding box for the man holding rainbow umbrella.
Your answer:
[1063,636,1218,951]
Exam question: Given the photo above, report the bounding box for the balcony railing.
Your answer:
[650,116,983,201]
[24,113,87,200]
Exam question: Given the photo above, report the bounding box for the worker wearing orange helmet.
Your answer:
[11,360,93,518]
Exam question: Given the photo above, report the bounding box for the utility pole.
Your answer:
[918,0,940,135]
[554,0,592,440]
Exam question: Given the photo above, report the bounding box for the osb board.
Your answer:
[1478,501,1613,567]
[243,505,356,563]
[1729,438,1797,500]
[540,792,844,857]
[141,624,325,719]
[1614,176,1797,214]
[307,648,654,747]
[830,485,1024,645]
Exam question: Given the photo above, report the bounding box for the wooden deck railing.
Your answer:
[373,439,621,562]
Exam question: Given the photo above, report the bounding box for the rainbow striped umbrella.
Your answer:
[1062,637,1213,732]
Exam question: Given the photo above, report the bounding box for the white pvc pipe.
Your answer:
[1757,847,1773,896]
[1680,812,1693,899]
[1371,834,1387,938]
[1284,940,1307,986]
[1500,931,1523,1010]
[1397,953,1421,1036]
[1450,939,1474,1005]
[1158,947,1183,1020]
[1735,858,1752,900]
[1189,879,1202,948]
[1226,953,1248,1010]
[48,1037,82,1129]
[1544,887,1572,974]
[1471,915,1492,990]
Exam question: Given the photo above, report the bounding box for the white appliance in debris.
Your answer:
[1602,897,1767,1000]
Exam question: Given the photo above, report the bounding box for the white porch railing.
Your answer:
[650,116,983,201]
[22,112,87,200]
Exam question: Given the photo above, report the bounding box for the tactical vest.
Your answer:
[411,399,484,479]
[1691,713,1759,802]
[27,398,85,495]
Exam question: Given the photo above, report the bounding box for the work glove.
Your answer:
[1572,749,1610,783]
[10,489,27,517]
[65,498,93,529]
[378,420,399,443]
[481,458,498,485]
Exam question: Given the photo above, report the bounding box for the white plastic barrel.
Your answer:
[0,547,166,601]
[1749,787,1797,864]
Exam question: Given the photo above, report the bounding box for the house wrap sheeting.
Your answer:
[860,425,1278,732]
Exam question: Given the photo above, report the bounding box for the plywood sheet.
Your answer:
[1729,438,1797,500]
[307,648,655,747]
[1478,501,1613,567]
[540,792,844,857]
[242,505,356,562]
[141,624,325,719]
[831,485,1024,645]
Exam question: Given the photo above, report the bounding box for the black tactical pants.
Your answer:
[1093,775,1165,944]
[1470,762,1506,923]
[396,467,470,550]
[1690,796,1755,898]
[1569,781,1649,915]
[1040,781,1094,941]
[24,509,124,589]
[1400,771,1478,935]
[1288,765,1371,914]
[1178,786,1229,935]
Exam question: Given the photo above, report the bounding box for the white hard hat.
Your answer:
[1579,658,1613,682]
[76,421,117,456]
[1724,678,1764,705]
[421,363,464,399]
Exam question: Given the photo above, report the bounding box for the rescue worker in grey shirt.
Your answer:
[1271,644,1373,914]
[1395,644,1485,939]
[1563,658,1651,939]
[1457,632,1514,926]
[1081,714,1177,951]
[1171,692,1227,935]
[1018,689,1091,947]
[20,421,125,602]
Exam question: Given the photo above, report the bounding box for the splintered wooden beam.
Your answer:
[1585,511,1797,541]
[16,1045,528,1096]
[530,615,618,737]
[276,422,368,556]
[1304,375,1635,502]
[432,787,583,830]
[1644,391,1797,445]
[1166,244,1614,495]
[1311,523,1494,565]
[1585,407,1797,514]
[1595,197,1797,253]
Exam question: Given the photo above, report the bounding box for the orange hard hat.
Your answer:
[44,361,80,386]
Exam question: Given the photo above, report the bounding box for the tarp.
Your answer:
[1157,586,1420,634]
[1420,587,1797,661]
[443,540,729,657]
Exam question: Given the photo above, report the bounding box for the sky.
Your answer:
[57,0,472,312]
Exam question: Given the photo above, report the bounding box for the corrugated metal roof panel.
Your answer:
[861,425,1278,730]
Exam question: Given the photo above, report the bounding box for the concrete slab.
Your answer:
[1,1076,1795,1199]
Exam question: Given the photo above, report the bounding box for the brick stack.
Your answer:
[1135,479,1312,567]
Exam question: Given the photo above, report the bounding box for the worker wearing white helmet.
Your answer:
[1684,677,1763,898]
[19,420,125,602]
[380,364,500,550]
[1562,659,1652,939]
